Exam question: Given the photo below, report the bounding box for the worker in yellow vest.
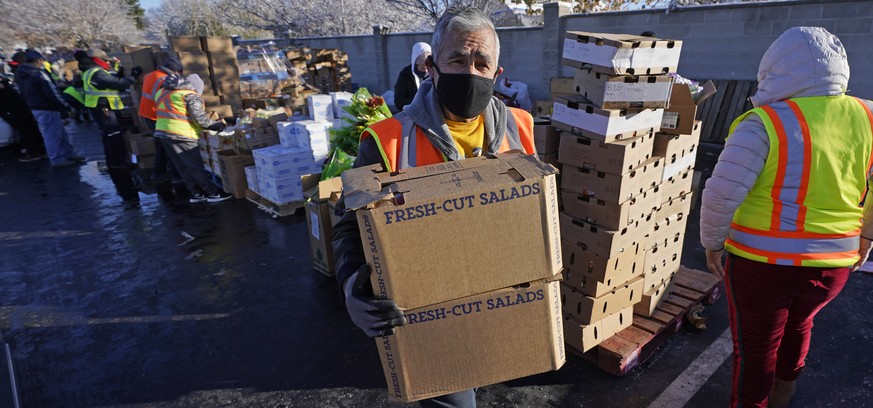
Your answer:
[154,73,231,203]
[79,48,142,169]
[331,7,535,408]
[701,27,873,408]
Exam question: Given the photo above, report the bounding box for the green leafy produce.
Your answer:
[329,88,392,157]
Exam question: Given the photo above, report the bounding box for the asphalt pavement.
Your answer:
[0,122,871,408]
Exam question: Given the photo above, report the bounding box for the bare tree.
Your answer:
[0,0,142,48]
[386,0,509,25]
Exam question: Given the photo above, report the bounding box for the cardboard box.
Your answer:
[657,191,693,220]
[170,36,202,52]
[634,280,673,317]
[661,81,717,135]
[655,122,701,181]
[534,121,559,154]
[207,104,234,119]
[377,277,564,402]
[534,100,553,116]
[330,91,354,121]
[660,168,694,203]
[563,306,633,353]
[218,151,255,199]
[553,95,663,142]
[124,48,156,74]
[132,153,155,170]
[308,94,334,121]
[562,184,660,231]
[538,153,560,168]
[560,213,653,259]
[201,37,234,53]
[562,239,643,286]
[561,276,644,324]
[123,133,156,156]
[557,131,654,175]
[306,177,344,276]
[561,157,663,204]
[342,153,562,310]
[572,67,674,110]
[562,31,682,76]
[177,52,209,71]
[201,93,222,106]
[643,258,679,293]
[245,165,259,194]
[550,77,575,96]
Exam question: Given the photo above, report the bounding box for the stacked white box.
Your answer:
[253,146,320,204]
[277,119,332,163]
[330,92,354,122]
[244,165,259,194]
[307,94,334,122]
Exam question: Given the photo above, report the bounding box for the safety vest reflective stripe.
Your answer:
[854,97,873,176]
[726,239,859,266]
[364,107,535,172]
[759,102,812,232]
[728,226,859,254]
[143,76,166,101]
[63,86,84,104]
[82,67,124,110]
[155,89,198,139]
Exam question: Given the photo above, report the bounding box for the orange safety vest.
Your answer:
[362,107,536,172]
[139,70,169,120]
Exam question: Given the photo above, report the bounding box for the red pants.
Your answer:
[723,255,850,408]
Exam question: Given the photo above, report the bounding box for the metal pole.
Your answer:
[5,343,21,408]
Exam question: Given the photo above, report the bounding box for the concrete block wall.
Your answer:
[290,0,873,106]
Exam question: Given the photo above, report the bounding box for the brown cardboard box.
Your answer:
[561,276,644,324]
[206,104,234,119]
[378,277,564,402]
[643,260,679,293]
[562,184,660,231]
[560,213,653,259]
[201,37,234,53]
[634,279,674,317]
[170,36,203,53]
[562,239,643,286]
[218,151,255,199]
[538,153,560,168]
[210,65,241,92]
[562,31,682,76]
[572,67,674,110]
[201,93,222,106]
[534,121,559,154]
[563,314,601,353]
[656,191,694,223]
[550,77,575,96]
[660,168,694,203]
[552,95,663,142]
[561,157,663,204]
[124,48,156,74]
[306,177,344,276]
[342,153,562,310]
[655,121,701,181]
[660,81,717,135]
[207,52,239,70]
[601,306,633,338]
[558,131,654,175]
[123,133,156,156]
[534,100,553,116]
[177,52,210,71]
[133,154,155,170]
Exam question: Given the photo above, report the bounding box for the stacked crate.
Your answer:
[553,31,689,354]
[171,36,241,115]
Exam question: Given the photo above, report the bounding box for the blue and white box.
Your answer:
[330,92,354,122]
[308,94,334,122]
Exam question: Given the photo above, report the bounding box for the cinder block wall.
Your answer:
[293,0,872,103]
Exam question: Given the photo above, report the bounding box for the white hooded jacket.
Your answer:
[699,27,873,251]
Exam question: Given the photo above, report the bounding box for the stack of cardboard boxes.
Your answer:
[170,36,240,115]
[553,31,696,353]
[340,153,565,402]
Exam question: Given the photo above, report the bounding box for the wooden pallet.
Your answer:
[698,79,758,144]
[577,266,722,376]
[245,189,304,217]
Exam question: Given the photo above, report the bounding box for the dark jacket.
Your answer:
[153,74,225,140]
[392,65,423,112]
[14,64,71,112]
[79,58,134,93]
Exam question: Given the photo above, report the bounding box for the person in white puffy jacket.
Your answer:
[700,27,873,408]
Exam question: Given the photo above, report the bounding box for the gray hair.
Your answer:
[431,6,500,65]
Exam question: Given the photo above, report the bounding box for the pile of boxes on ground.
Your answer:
[538,31,714,354]
[339,152,565,402]
[168,36,241,116]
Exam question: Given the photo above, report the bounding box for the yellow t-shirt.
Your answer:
[445,115,485,158]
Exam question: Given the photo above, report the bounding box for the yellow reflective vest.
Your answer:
[155,88,199,139]
[82,67,124,110]
[725,95,873,267]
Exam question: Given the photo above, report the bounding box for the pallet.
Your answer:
[577,266,722,376]
[698,79,757,144]
[245,189,304,217]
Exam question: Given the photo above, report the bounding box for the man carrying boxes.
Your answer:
[332,7,558,407]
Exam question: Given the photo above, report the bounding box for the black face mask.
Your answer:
[429,56,496,119]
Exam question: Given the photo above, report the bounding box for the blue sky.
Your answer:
[140,0,161,10]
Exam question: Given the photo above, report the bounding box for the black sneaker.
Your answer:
[18,154,43,162]
[189,194,207,204]
[68,155,87,163]
[206,191,233,203]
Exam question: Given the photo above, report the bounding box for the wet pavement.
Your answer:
[0,123,871,408]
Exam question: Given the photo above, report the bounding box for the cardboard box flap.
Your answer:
[342,153,557,211]
[565,31,680,50]
[317,177,343,201]
[671,80,718,107]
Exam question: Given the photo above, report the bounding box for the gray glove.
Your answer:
[343,264,406,337]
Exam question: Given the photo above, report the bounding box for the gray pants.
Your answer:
[159,137,219,196]
[419,389,476,408]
